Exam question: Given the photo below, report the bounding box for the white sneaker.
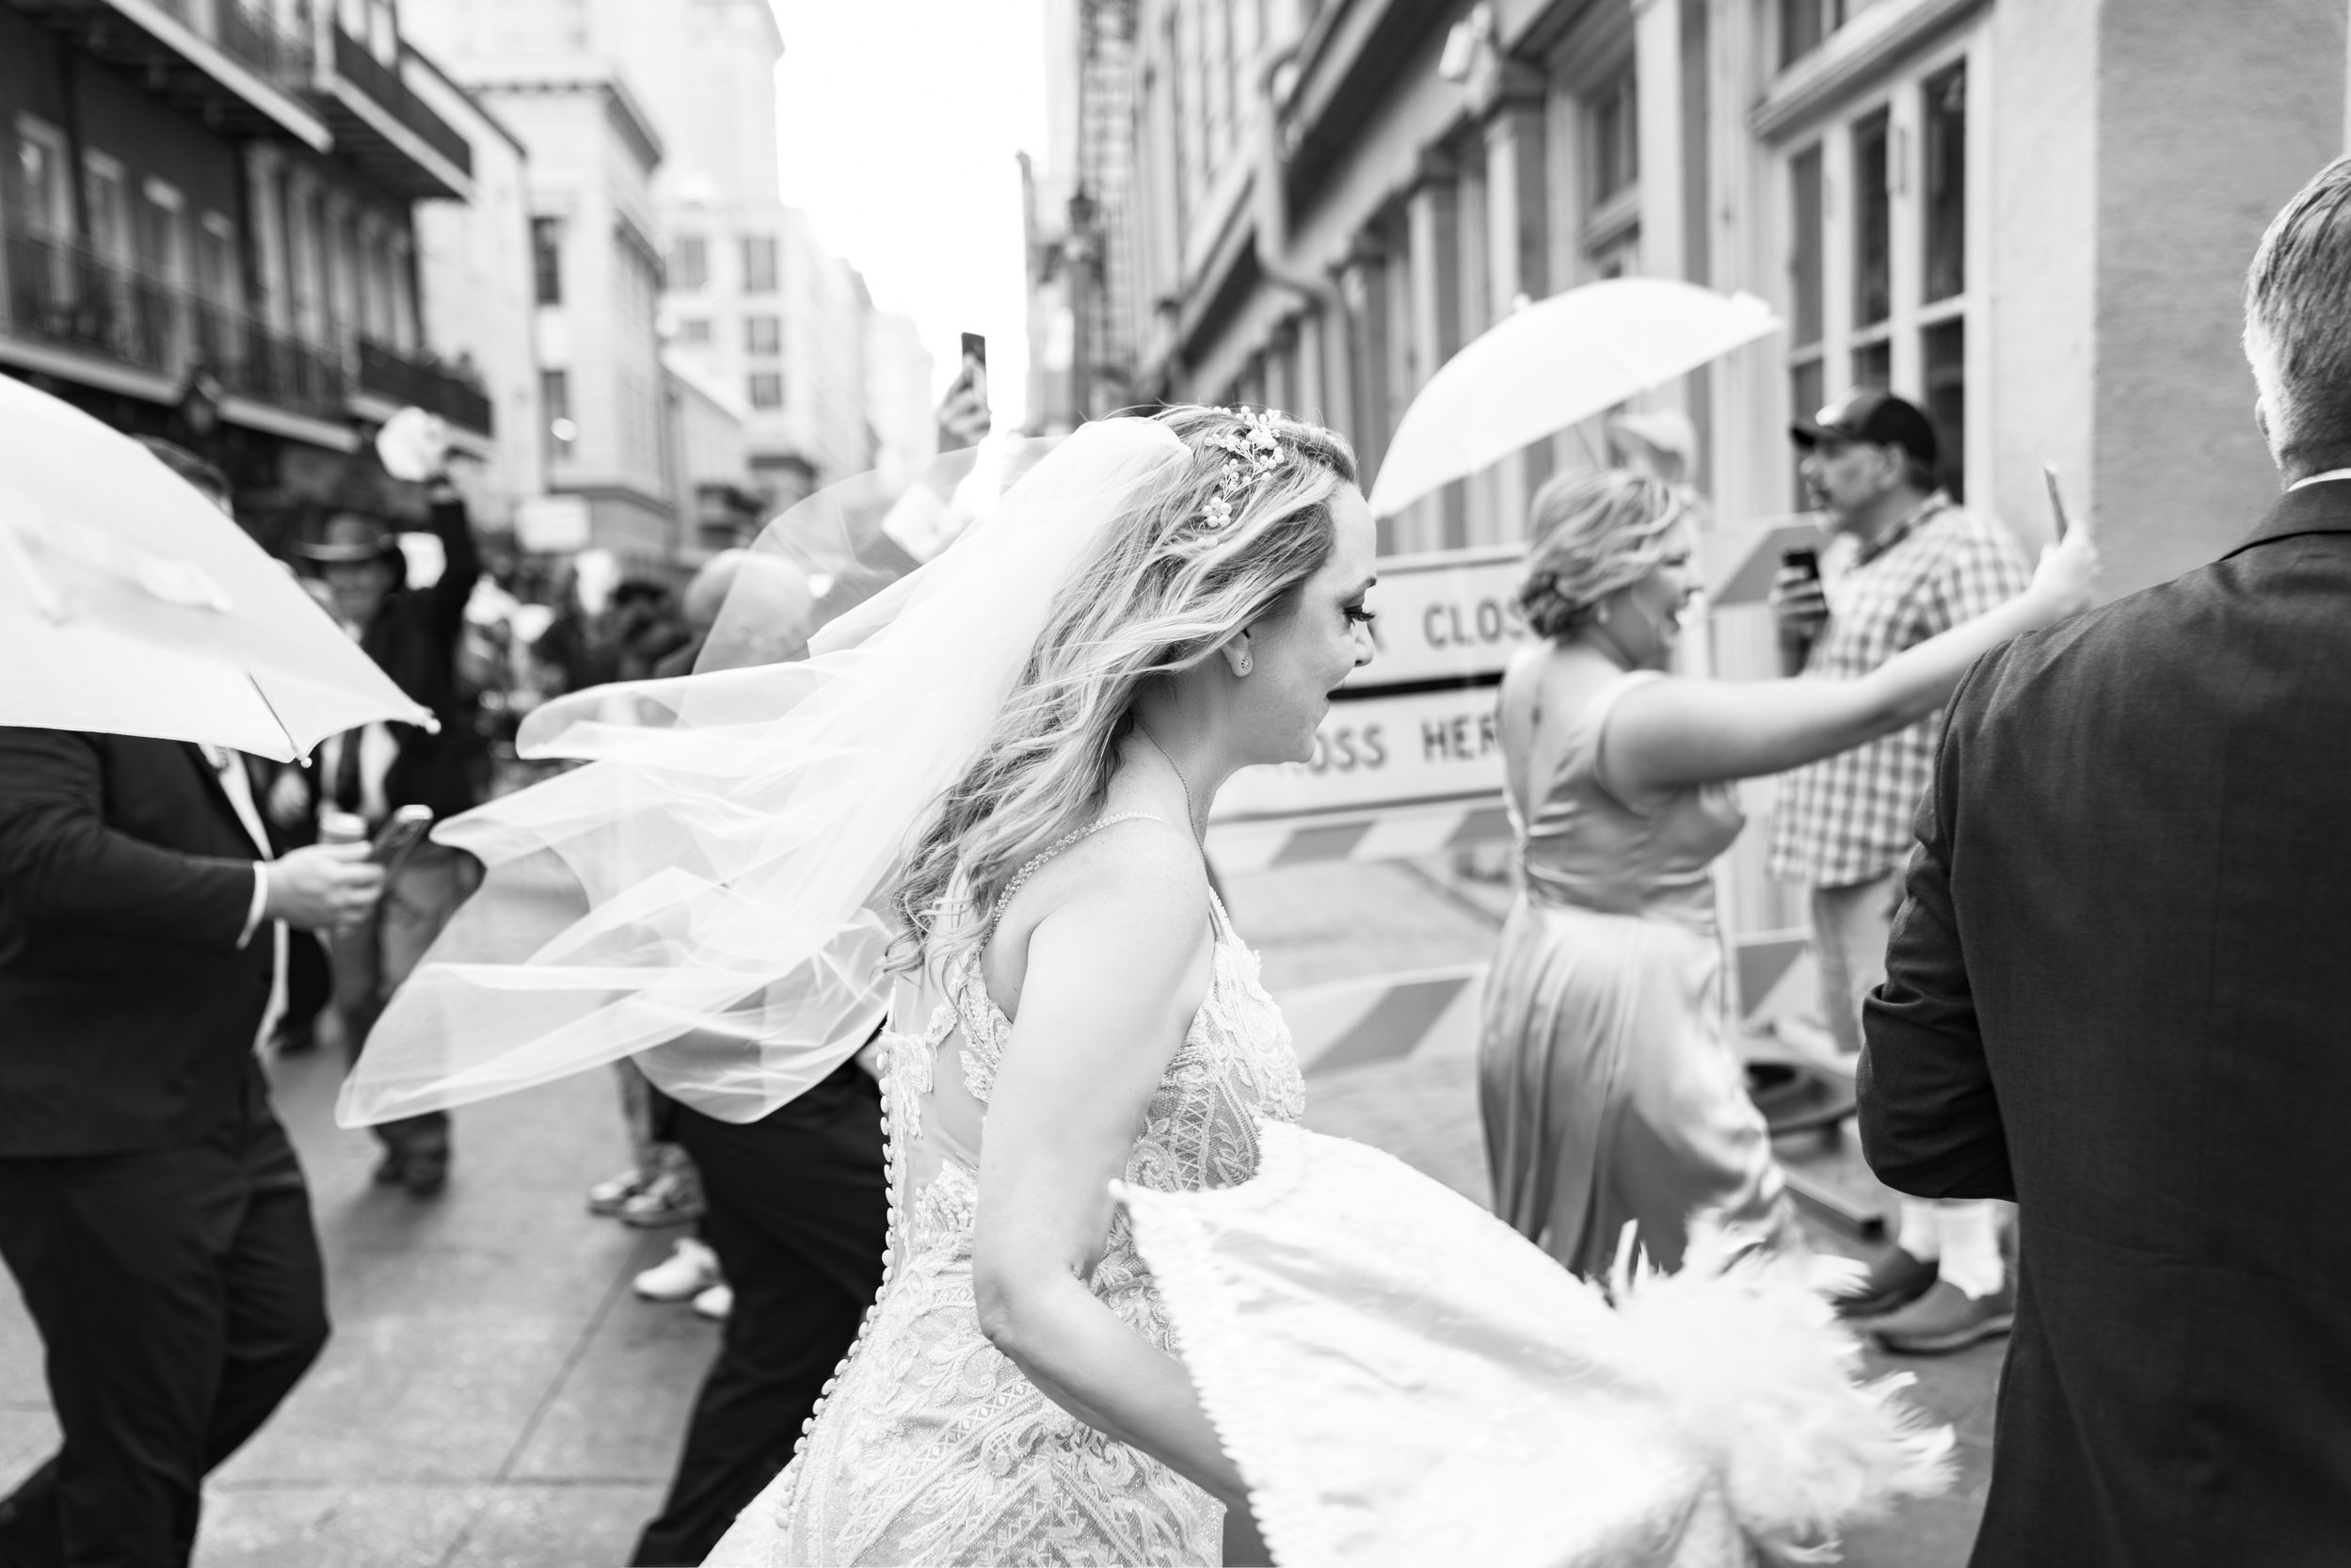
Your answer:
[691,1282,733,1321]
[633,1237,723,1302]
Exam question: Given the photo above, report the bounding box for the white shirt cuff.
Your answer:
[237,863,268,949]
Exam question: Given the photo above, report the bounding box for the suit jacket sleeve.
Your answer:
[423,488,481,644]
[0,729,257,951]
[1857,659,2015,1200]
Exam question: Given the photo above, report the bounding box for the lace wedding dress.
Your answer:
[704,815,1303,1566]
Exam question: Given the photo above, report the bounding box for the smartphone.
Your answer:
[1780,545,1821,584]
[369,804,434,880]
[2041,462,2072,541]
[956,332,988,411]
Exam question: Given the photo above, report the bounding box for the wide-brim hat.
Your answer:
[1790,386,1939,469]
[295,514,402,566]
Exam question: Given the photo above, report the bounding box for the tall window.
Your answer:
[1782,47,1975,502]
[542,369,575,460]
[672,234,708,291]
[747,371,783,408]
[531,216,563,306]
[1588,70,1639,208]
[742,235,778,294]
[744,314,780,355]
[16,122,70,234]
[1781,0,1843,68]
[1849,108,1891,386]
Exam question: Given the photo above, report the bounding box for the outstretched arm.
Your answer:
[1857,671,2013,1200]
[1605,522,2095,793]
[970,824,1249,1512]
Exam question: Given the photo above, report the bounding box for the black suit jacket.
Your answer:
[1859,479,2351,1567]
[0,730,273,1156]
[360,492,486,821]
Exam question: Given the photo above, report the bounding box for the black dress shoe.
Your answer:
[400,1146,449,1197]
[371,1149,408,1187]
[1832,1247,1940,1319]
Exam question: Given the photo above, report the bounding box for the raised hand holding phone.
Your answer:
[2029,462,2100,618]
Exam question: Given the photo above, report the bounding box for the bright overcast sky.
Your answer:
[768,0,1047,431]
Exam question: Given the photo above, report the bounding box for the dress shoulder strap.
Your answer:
[985,811,1167,937]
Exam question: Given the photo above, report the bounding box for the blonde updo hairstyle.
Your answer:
[1515,469,1698,640]
[891,406,1358,972]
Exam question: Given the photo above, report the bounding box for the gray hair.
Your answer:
[2245,155,2351,473]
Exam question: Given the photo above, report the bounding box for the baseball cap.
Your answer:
[295,513,403,566]
[1790,387,1939,468]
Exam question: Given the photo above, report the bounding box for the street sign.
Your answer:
[1210,545,1527,856]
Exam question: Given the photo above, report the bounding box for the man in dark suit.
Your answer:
[296,468,486,1193]
[0,729,383,1566]
[1860,156,2351,1566]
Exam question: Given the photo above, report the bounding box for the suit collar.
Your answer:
[178,742,247,839]
[2225,476,2351,561]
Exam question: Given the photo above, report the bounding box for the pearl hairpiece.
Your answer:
[1198,407,1287,531]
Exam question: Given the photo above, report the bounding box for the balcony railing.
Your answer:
[3,225,349,424]
[329,26,472,178]
[214,0,315,93]
[357,337,493,435]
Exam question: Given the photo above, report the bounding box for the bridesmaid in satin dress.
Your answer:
[1479,471,2094,1276]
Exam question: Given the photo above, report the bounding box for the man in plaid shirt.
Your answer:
[1767,389,2030,1355]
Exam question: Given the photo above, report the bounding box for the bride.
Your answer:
[348,406,1945,1567]
[705,404,1366,1564]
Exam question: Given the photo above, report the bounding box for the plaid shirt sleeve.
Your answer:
[1767,505,2030,888]
[1923,514,2033,636]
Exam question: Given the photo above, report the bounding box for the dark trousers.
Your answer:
[630,1062,887,1566]
[0,1060,329,1568]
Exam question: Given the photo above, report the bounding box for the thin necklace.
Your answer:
[1139,728,1206,844]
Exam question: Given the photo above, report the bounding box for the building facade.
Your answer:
[399,0,682,569]
[0,0,490,554]
[1117,0,2350,590]
[1098,0,2350,958]
[408,52,541,535]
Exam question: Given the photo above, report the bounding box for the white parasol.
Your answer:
[1366,279,1783,518]
[0,375,432,760]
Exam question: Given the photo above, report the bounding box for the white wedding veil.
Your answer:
[338,417,1192,1128]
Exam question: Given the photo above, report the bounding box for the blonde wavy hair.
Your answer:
[890,406,1358,972]
[1516,469,1698,639]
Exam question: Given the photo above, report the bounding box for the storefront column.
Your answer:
[1479,61,1550,542]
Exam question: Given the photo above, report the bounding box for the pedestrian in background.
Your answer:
[1768,389,2030,1352]
[1479,466,2094,1279]
[295,447,487,1195]
[1861,154,2351,1566]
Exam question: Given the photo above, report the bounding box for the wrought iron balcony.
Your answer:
[315,24,472,201]
[3,0,332,152]
[357,337,492,436]
[2,223,349,424]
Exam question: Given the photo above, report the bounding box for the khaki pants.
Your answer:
[1809,871,2007,1291]
[332,840,481,1156]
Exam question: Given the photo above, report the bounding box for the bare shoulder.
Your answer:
[993,813,1211,970]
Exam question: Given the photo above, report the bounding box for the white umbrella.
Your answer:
[1366,279,1783,518]
[0,375,432,761]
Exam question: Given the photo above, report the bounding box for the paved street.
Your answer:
[1,856,1996,1565]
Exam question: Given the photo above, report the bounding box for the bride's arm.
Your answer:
[968,826,1246,1509]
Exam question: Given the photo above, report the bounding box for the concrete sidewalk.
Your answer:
[1,856,1996,1565]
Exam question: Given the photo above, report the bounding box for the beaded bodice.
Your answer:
[710,814,1305,1566]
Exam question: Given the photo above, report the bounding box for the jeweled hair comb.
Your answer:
[1199,407,1287,530]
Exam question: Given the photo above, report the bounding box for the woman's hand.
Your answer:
[2023,521,2100,624]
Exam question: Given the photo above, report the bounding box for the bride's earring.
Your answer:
[1237,654,1253,676]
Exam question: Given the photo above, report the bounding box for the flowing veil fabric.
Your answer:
[338,421,1191,1128]
[1121,1122,1952,1567]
